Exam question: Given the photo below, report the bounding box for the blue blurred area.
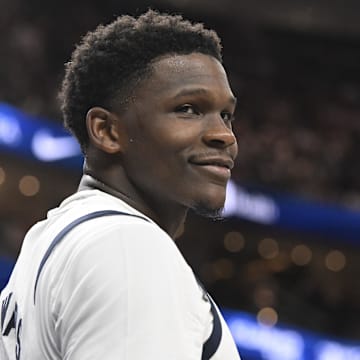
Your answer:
[224,180,360,245]
[223,309,360,360]
[0,102,83,169]
[0,256,14,291]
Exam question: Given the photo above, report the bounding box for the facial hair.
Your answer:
[192,203,224,221]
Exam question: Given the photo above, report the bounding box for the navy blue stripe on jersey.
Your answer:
[33,210,150,304]
[201,295,223,360]
[1,292,13,334]
[195,277,223,360]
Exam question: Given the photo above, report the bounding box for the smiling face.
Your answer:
[114,53,238,217]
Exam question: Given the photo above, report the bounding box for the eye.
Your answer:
[175,104,199,115]
[221,111,235,122]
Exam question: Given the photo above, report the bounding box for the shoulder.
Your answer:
[43,213,197,320]
[45,212,184,290]
[68,212,175,257]
[45,188,171,260]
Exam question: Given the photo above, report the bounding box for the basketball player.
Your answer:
[0,10,240,359]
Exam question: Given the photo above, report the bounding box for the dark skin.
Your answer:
[82,53,238,238]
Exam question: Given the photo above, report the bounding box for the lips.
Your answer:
[189,155,234,181]
[189,156,234,170]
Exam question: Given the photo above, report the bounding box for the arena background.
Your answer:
[1,0,360,359]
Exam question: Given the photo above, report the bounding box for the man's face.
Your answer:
[118,53,238,216]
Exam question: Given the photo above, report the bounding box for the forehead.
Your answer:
[138,53,234,98]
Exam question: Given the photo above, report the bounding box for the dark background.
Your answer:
[1,0,360,345]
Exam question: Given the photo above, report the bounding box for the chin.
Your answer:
[185,183,227,218]
[191,193,226,220]
[192,204,224,220]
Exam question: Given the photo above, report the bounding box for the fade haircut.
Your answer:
[59,9,223,153]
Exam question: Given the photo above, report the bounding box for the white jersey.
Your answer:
[0,188,240,359]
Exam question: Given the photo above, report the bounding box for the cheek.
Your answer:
[125,114,203,180]
[125,138,183,183]
[139,125,199,162]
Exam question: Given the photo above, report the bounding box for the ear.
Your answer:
[86,107,124,154]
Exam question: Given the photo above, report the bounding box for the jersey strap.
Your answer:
[32,209,222,359]
[33,210,150,304]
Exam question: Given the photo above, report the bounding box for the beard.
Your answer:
[192,203,224,220]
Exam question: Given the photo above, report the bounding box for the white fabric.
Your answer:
[0,189,240,359]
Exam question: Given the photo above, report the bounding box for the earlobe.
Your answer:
[86,107,122,154]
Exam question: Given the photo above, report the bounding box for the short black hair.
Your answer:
[59,9,222,153]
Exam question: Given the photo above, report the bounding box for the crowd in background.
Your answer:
[234,83,360,209]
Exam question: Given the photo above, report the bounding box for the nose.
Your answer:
[202,115,237,150]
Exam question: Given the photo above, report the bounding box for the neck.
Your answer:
[78,172,187,239]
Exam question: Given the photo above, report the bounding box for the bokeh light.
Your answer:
[19,175,40,196]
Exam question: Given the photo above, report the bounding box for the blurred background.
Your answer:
[1,0,360,359]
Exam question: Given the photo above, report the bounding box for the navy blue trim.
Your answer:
[1,292,12,332]
[33,210,149,304]
[202,294,223,360]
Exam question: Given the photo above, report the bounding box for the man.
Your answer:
[0,10,240,359]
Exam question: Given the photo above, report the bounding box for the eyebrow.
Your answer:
[173,87,237,105]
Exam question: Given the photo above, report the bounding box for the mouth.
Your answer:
[189,156,234,181]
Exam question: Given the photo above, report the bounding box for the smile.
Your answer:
[194,163,231,180]
[189,157,233,181]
